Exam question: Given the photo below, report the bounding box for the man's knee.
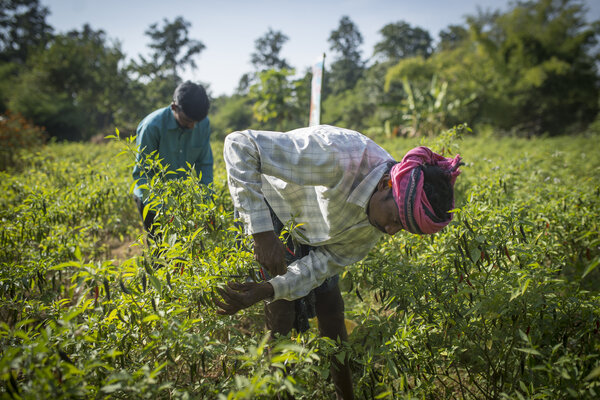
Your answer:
[315,284,345,316]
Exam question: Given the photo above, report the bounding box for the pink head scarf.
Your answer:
[390,146,462,234]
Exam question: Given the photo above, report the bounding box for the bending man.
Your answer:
[216,125,462,399]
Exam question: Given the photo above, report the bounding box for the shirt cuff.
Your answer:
[239,207,274,235]
[268,274,288,301]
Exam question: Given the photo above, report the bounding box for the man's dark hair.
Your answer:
[384,160,454,221]
[173,81,210,121]
[422,164,453,221]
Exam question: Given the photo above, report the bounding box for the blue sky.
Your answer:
[42,0,600,97]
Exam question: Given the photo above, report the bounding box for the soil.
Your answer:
[106,235,144,262]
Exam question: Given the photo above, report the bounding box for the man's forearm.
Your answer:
[260,281,274,300]
[252,230,287,277]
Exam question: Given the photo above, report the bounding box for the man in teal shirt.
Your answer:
[132,81,213,234]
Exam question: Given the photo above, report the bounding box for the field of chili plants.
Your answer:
[1,127,599,399]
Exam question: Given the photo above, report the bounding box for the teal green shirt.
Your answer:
[132,106,213,202]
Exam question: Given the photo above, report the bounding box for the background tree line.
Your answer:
[0,0,599,143]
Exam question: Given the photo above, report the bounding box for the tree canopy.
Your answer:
[326,16,365,95]
[0,0,598,140]
[374,21,433,62]
[0,0,53,64]
[251,28,291,71]
[136,16,205,83]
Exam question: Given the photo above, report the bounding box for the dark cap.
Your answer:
[173,81,210,121]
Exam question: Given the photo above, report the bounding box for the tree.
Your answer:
[248,68,300,131]
[0,0,54,112]
[209,94,254,140]
[373,21,433,63]
[135,16,205,84]
[437,24,469,51]
[322,63,388,132]
[0,0,53,64]
[10,25,130,140]
[327,16,364,96]
[236,28,291,95]
[235,72,254,95]
[251,28,291,70]
[466,0,599,134]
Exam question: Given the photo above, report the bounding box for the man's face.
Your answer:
[367,176,403,235]
[171,103,198,130]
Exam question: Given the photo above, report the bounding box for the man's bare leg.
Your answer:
[315,285,355,400]
[264,299,296,399]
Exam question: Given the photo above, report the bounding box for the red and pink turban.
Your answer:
[390,146,462,234]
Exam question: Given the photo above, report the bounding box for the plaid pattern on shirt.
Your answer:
[224,125,396,301]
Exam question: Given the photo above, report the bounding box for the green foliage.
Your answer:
[0,61,18,112]
[250,28,290,71]
[0,0,54,64]
[437,25,470,51]
[9,25,129,141]
[374,21,433,63]
[385,57,435,91]
[326,16,365,96]
[346,131,600,399]
[140,16,205,82]
[464,0,599,134]
[3,0,599,141]
[248,69,301,131]
[385,58,475,137]
[1,129,599,398]
[375,0,600,137]
[0,110,46,170]
[321,86,375,132]
[209,95,254,140]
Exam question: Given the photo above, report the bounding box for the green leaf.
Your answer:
[519,381,529,394]
[469,247,481,263]
[149,361,168,379]
[148,275,162,292]
[74,246,82,261]
[585,366,600,381]
[106,309,118,324]
[520,278,531,296]
[143,203,151,221]
[582,257,599,278]
[63,308,85,323]
[101,383,122,394]
[63,363,84,376]
[334,351,346,365]
[142,314,160,323]
[129,180,137,195]
[50,261,81,270]
[517,347,541,356]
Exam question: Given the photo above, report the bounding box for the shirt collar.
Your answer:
[166,107,178,130]
[166,107,192,133]
[347,162,389,210]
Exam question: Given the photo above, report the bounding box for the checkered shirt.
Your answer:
[224,125,395,301]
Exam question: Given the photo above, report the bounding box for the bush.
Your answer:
[0,129,598,398]
[0,110,47,170]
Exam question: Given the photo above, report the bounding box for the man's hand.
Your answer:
[215,281,275,315]
[253,230,287,276]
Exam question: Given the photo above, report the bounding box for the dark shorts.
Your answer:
[264,205,339,333]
